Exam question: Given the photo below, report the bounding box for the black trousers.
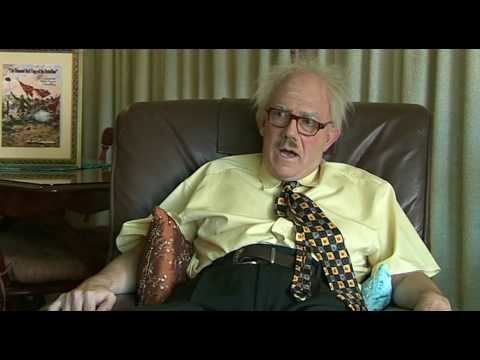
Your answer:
[136,246,346,311]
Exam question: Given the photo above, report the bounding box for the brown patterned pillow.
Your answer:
[136,207,193,305]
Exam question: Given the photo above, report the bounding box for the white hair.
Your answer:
[252,60,352,130]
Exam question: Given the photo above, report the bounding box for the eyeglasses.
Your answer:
[265,107,333,136]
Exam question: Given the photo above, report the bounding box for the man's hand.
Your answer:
[414,291,452,311]
[46,244,144,311]
[47,284,117,311]
[392,271,452,311]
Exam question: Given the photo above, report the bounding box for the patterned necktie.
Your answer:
[275,181,368,311]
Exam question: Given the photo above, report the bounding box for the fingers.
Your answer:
[48,290,88,311]
[46,292,74,311]
[83,291,97,311]
[96,293,116,311]
[47,288,115,311]
[47,293,66,311]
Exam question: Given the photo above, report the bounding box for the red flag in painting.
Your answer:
[33,88,51,98]
[18,80,34,97]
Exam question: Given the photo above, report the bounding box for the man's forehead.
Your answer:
[280,71,326,88]
[271,72,327,97]
[271,103,320,118]
[268,72,330,117]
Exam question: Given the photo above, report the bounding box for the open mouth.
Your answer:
[279,148,300,159]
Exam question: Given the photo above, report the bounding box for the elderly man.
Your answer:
[48,61,451,311]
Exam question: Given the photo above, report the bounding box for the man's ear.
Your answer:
[323,127,341,152]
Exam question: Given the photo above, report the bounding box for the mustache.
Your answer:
[276,136,299,151]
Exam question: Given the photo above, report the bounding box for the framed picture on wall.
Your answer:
[0,49,82,167]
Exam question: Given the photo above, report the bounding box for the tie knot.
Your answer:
[283,181,299,191]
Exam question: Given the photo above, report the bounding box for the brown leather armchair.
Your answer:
[110,98,432,310]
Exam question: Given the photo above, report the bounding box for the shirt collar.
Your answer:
[258,157,324,190]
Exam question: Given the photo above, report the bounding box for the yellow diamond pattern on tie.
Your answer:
[275,181,368,311]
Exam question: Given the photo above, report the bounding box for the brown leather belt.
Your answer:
[218,244,297,268]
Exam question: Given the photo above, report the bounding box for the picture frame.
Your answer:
[0,49,82,167]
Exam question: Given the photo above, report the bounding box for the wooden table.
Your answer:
[0,167,110,218]
[0,167,111,306]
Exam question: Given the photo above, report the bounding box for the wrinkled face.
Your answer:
[257,72,341,181]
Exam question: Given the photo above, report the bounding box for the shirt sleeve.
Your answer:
[368,182,441,278]
[115,167,204,254]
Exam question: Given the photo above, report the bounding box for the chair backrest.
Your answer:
[109,98,432,258]
[98,127,114,163]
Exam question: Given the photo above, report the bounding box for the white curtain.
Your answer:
[81,49,291,160]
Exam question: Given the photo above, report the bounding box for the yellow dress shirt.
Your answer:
[116,153,440,282]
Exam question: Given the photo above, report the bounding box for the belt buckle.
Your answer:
[232,245,277,265]
[233,247,258,265]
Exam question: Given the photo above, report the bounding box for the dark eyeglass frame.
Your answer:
[265,107,333,137]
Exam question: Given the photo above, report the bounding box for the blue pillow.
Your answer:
[361,264,392,311]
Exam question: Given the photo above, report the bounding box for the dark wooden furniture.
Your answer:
[0,167,111,310]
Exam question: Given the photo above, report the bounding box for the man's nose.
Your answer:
[284,117,300,138]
